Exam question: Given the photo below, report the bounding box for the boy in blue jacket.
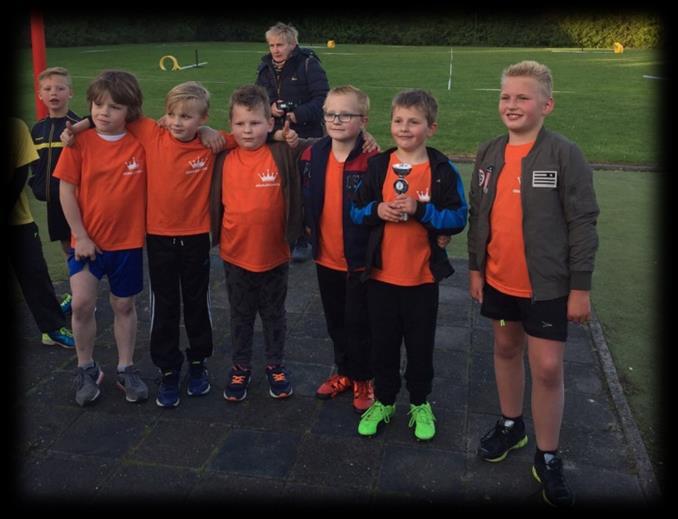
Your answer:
[300,85,378,413]
[351,89,467,441]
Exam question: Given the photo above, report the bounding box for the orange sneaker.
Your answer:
[352,379,375,413]
[316,374,352,400]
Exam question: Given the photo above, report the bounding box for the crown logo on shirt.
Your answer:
[416,189,431,202]
[259,170,278,183]
[189,157,207,170]
[125,157,139,171]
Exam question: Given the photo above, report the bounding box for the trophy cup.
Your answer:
[392,162,412,221]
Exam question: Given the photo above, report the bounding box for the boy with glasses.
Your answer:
[300,85,379,413]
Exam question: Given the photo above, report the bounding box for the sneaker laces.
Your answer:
[362,401,391,422]
[120,366,143,384]
[480,420,511,442]
[271,372,287,383]
[57,327,74,338]
[327,374,349,389]
[231,374,248,385]
[408,403,435,428]
[73,364,98,390]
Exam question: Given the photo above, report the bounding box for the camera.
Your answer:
[276,100,296,116]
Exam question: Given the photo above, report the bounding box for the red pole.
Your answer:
[30,10,48,120]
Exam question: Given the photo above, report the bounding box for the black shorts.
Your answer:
[480,282,568,342]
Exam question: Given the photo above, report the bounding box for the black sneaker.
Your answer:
[265,364,293,399]
[532,452,575,507]
[224,365,252,402]
[478,417,528,462]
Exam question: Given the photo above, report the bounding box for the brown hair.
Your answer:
[86,69,143,122]
[391,89,438,126]
[229,84,271,120]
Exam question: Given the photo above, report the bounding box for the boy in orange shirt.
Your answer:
[299,85,378,413]
[210,85,308,401]
[54,70,148,407]
[468,61,599,507]
[351,89,467,441]
[63,82,235,408]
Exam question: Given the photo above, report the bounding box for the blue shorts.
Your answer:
[68,248,144,297]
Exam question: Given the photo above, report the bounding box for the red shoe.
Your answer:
[352,379,375,413]
[316,374,352,399]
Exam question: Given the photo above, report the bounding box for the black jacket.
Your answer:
[300,133,378,271]
[256,46,329,138]
[351,147,468,282]
[29,111,80,201]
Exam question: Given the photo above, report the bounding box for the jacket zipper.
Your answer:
[46,121,55,202]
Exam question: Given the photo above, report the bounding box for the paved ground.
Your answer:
[14,253,660,508]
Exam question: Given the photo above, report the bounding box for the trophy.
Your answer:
[392,162,412,221]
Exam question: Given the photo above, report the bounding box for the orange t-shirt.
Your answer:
[53,129,146,251]
[485,141,534,297]
[316,152,348,272]
[372,153,434,286]
[128,117,235,236]
[219,146,289,272]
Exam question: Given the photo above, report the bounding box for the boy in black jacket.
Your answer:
[30,67,80,321]
[351,89,467,441]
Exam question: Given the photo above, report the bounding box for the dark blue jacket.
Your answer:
[350,147,468,282]
[29,111,80,202]
[300,134,378,271]
[256,46,329,138]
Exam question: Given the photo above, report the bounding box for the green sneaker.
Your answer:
[42,327,76,349]
[358,401,395,437]
[408,402,436,441]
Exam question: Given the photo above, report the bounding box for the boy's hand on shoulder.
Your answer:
[362,131,380,153]
[199,126,225,153]
[156,115,168,129]
[60,121,75,147]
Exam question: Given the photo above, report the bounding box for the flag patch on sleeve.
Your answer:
[532,170,557,188]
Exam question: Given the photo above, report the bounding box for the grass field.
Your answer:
[16,42,661,164]
[15,41,663,480]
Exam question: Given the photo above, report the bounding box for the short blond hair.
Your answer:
[38,66,72,88]
[324,85,370,115]
[166,81,210,116]
[501,60,553,100]
[265,22,299,45]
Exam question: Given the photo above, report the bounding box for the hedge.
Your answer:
[20,11,663,49]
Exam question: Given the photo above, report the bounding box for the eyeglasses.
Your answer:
[323,112,363,123]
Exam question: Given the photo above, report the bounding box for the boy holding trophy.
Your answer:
[350,89,467,441]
